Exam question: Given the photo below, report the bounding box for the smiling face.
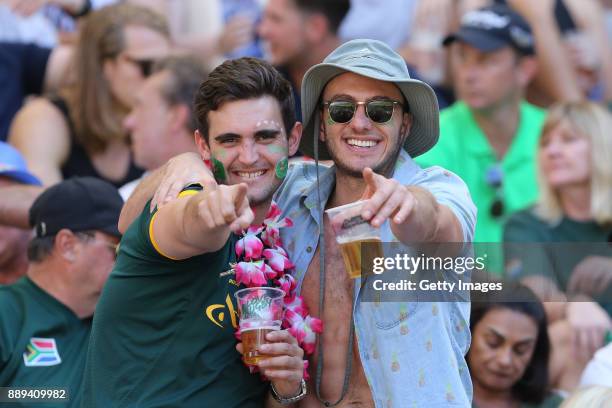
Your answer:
[468,308,538,394]
[196,96,300,206]
[320,72,411,177]
[539,120,591,191]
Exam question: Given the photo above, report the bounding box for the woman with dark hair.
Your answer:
[469,284,564,408]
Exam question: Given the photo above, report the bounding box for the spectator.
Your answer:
[0,142,40,284]
[469,285,564,408]
[0,177,122,407]
[258,0,349,120]
[120,55,207,200]
[504,101,612,391]
[82,57,305,407]
[416,4,543,248]
[8,3,170,187]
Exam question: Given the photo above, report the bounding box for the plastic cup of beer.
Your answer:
[234,287,285,365]
[325,200,383,279]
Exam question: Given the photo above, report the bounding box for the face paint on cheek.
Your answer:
[325,115,335,126]
[275,157,288,179]
[266,144,286,155]
[211,157,227,182]
[215,148,228,160]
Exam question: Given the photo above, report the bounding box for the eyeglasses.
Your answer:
[485,164,504,218]
[323,99,403,124]
[75,231,119,258]
[123,55,156,77]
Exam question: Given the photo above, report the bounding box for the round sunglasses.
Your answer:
[323,99,403,124]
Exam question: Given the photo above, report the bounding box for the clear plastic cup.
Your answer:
[234,287,285,365]
[326,200,383,279]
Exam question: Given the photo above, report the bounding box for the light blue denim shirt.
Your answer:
[274,150,476,407]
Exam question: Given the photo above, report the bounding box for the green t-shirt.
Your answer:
[0,277,91,407]
[416,100,546,244]
[81,200,268,407]
[504,208,612,313]
[473,392,563,408]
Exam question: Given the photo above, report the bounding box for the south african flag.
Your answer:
[23,337,62,367]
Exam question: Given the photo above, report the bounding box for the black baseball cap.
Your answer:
[29,177,123,238]
[443,4,535,56]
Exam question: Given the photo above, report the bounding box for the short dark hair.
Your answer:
[469,284,550,405]
[194,57,295,142]
[153,55,208,133]
[294,0,350,34]
[27,231,95,263]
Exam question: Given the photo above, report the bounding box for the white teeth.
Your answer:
[237,170,265,179]
[347,139,377,147]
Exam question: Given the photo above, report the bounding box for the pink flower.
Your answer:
[263,247,294,272]
[286,310,323,355]
[260,261,279,281]
[234,261,268,286]
[302,360,310,381]
[284,294,309,318]
[261,203,293,247]
[236,226,264,260]
[275,274,296,294]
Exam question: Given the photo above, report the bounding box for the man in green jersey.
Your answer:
[0,177,123,407]
[82,58,306,407]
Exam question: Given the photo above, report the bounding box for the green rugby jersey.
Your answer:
[0,277,91,407]
[82,197,267,407]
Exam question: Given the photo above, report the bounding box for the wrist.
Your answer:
[270,379,306,405]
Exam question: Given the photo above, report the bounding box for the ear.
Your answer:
[194,130,211,161]
[54,229,80,262]
[517,56,538,88]
[169,104,190,134]
[287,121,303,156]
[400,112,412,145]
[102,58,117,83]
[305,13,328,43]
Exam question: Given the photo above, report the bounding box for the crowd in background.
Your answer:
[1,0,611,407]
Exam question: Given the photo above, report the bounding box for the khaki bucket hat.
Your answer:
[300,39,440,160]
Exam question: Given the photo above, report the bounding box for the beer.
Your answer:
[241,326,278,365]
[339,237,384,279]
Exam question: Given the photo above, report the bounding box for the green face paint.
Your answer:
[211,157,227,182]
[215,148,227,160]
[325,115,335,126]
[275,158,288,179]
[266,144,286,155]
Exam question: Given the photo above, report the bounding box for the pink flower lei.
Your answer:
[234,201,323,379]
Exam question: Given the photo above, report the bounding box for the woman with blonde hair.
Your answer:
[9,3,170,187]
[504,101,612,392]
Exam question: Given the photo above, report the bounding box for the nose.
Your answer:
[238,140,259,165]
[349,103,373,132]
[496,347,513,369]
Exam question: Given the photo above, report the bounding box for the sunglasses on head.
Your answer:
[323,99,403,124]
[123,55,156,77]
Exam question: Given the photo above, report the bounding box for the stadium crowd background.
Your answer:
[0,0,611,407]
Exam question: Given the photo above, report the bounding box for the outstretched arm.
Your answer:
[360,168,463,244]
[151,183,253,259]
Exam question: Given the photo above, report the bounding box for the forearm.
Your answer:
[392,186,463,244]
[118,169,163,234]
[0,186,43,228]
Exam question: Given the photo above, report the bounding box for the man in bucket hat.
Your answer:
[119,41,476,406]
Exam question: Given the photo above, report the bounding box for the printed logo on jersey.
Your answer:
[23,337,62,367]
[205,293,239,330]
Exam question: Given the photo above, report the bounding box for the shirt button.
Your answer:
[306,246,313,253]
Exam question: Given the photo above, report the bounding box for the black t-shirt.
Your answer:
[0,42,50,141]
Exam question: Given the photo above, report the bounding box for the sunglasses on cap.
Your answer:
[323,99,403,125]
